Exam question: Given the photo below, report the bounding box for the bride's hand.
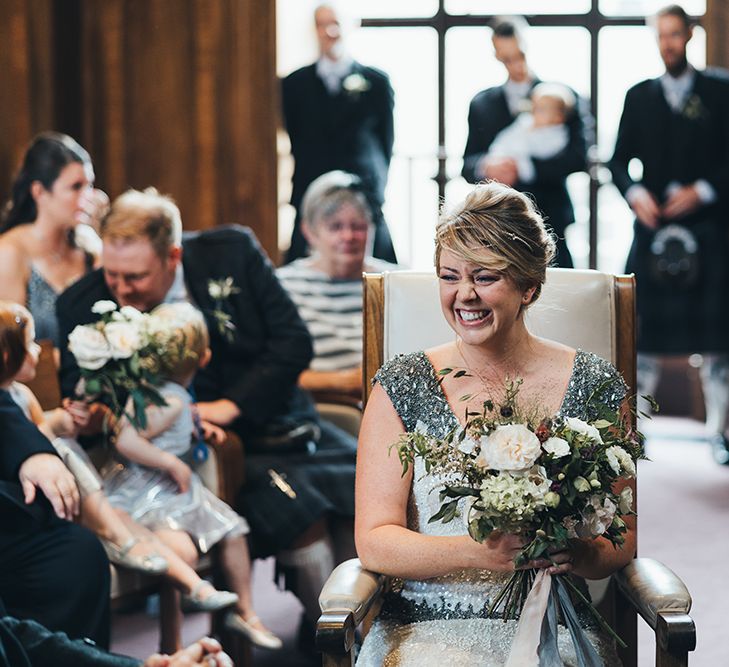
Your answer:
[520,548,574,576]
[472,532,527,571]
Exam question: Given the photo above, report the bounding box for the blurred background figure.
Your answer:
[277,170,397,403]
[0,132,107,349]
[282,3,397,264]
[608,4,729,465]
[462,16,593,269]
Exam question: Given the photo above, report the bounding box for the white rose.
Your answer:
[68,325,112,370]
[480,424,542,471]
[119,305,144,322]
[543,436,570,458]
[91,300,117,315]
[605,446,621,474]
[618,486,634,514]
[565,417,603,444]
[105,322,142,359]
[611,446,637,477]
[578,495,617,537]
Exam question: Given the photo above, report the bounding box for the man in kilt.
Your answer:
[609,4,729,463]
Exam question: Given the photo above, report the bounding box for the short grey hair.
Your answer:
[300,170,372,227]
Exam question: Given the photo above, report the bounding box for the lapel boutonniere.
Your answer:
[681,94,707,121]
[207,277,240,342]
[342,72,371,98]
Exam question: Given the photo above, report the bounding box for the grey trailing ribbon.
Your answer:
[538,577,603,667]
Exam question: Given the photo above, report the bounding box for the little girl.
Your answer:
[0,301,239,615]
[103,302,282,650]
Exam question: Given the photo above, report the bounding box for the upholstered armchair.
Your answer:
[316,269,696,667]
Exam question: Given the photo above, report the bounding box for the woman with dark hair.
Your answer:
[0,132,108,347]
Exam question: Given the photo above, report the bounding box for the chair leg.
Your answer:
[159,582,183,654]
[656,613,695,667]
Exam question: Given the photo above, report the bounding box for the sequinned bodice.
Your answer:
[372,349,627,623]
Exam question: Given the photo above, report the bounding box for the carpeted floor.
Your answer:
[111,415,728,666]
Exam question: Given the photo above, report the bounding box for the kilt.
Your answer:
[627,216,729,354]
[235,419,356,558]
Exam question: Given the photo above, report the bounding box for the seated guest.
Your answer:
[0,132,107,348]
[56,187,358,652]
[277,170,397,401]
[1,300,259,621]
[0,618,232,667]
[0,388,110,647]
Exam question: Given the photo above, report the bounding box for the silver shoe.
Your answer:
[224,612,283,650]
[101,537,169,575]
[183,582,239,612]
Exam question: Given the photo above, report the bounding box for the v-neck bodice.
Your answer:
[374,349,626,439]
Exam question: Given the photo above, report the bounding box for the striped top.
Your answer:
[277,257,396,372]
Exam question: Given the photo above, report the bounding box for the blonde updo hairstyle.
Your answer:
[150,303,209,384]
[435,182,556,306]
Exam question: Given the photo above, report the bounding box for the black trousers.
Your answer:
[0,522,110,648]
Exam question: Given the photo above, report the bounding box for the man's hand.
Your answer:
[200,419,226,445]
[196,399,241,427]
[143,636,233,666]
[628,187,661,229]
[662,184,702,220]
[481,156,519,186]
[18,453,80,520]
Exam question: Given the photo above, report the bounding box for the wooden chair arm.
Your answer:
[205,430,245,507]
[316,559,387,656]
[614,558,696,658]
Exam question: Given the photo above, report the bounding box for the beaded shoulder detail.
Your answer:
[373,349,628,433]
[374,351,457,436]
[559,350,628,420]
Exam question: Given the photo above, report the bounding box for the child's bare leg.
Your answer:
[80,491,164,562]
[219,534,281,647]
[218,534,253,617]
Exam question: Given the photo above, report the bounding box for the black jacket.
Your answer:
[607,68,729,353]
[462,81,592,236]
[0,616,138,667]
[0,390,59,527]
[57,226,314,435]
[282,61,394,211]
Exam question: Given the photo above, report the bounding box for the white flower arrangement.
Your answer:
[392,376,644,655]
[68,301,169,430]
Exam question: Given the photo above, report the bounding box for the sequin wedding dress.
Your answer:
[356,350,626,667]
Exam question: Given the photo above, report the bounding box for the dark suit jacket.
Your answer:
[609,69,729,216]
[607,68,729,353]
[282,61,394,211]
[0,616,139,667]
[462,81,592,235]
[0,390,59,527]
[57,226,314,436]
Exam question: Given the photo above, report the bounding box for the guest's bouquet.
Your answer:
[67,300,171,430]
[392,376,645,664]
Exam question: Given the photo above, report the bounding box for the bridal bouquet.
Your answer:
[67,300,171,430]
[392,376,645,664]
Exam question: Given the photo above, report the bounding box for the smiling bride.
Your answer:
[354,181,634,666]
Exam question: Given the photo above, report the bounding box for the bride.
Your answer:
[354,182,635,666]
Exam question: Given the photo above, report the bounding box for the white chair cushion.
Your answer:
[383,268,615,364]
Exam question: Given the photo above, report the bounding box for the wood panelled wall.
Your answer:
[0,0,278,258]
[707,0,729,68]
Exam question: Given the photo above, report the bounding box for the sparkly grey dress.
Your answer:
[103,381,248,553]
[356,350,627,667]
